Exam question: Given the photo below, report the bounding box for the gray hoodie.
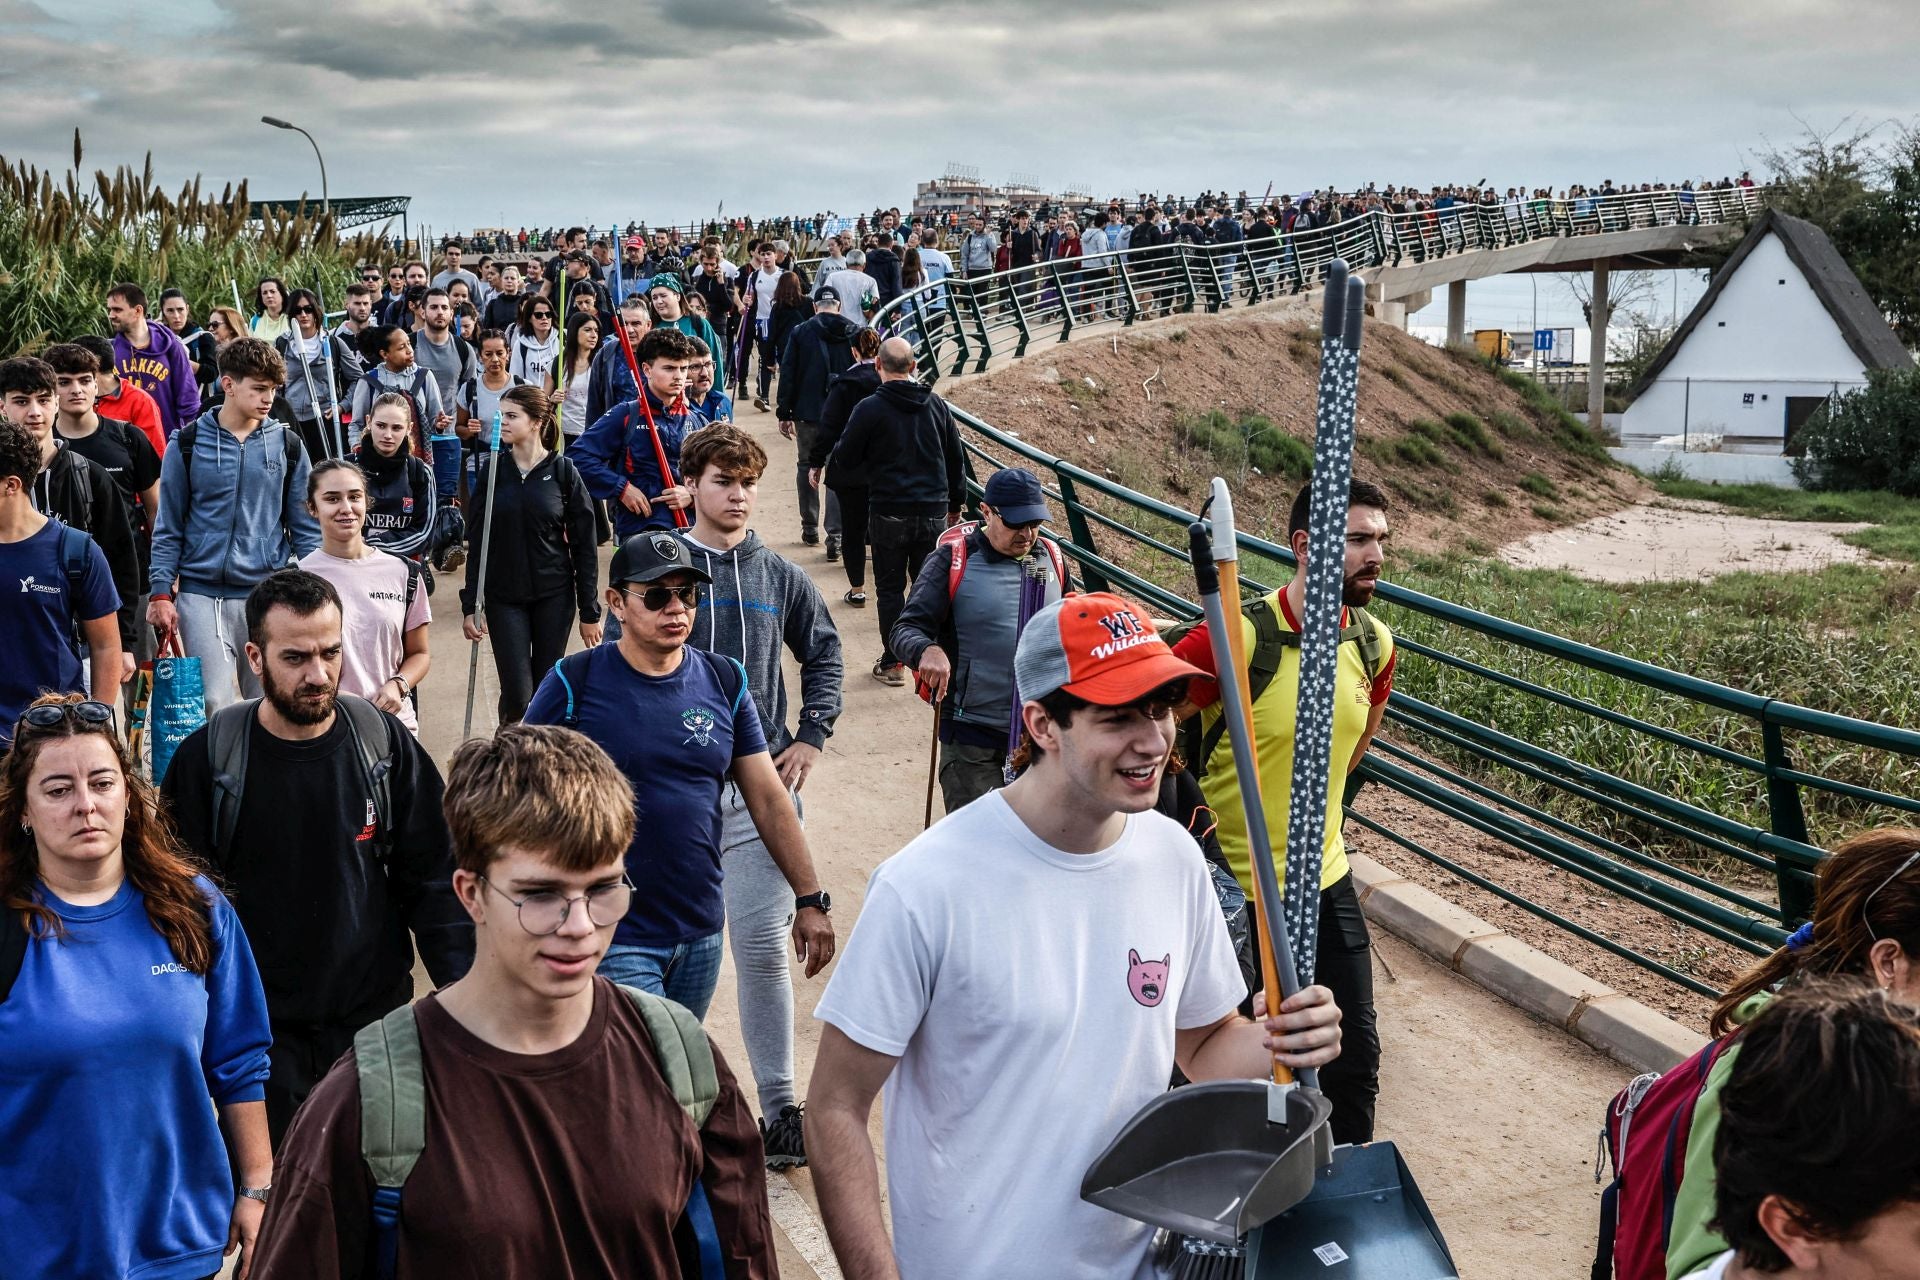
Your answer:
[682,530,842,753]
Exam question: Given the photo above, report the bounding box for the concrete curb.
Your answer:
[1350,853,1707,1074]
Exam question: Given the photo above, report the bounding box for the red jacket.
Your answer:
[97,382,166,456]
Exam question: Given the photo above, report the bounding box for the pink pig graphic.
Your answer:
[1127,950,1170,1007]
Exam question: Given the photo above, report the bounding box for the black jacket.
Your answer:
[776,312,861,423]
[33,443,139,646]
[829,380,965,518]
[768,301,812,362]
[351,443,437,558]
[460,449,599,620]
[810,362,881,474]
[864,246,904,307]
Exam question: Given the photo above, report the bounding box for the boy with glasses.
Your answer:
[524,531,834,1021]
[250,724,779,1276]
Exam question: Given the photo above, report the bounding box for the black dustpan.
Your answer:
[1247,1142,1457,1278]
[1080,1079,1333,1245]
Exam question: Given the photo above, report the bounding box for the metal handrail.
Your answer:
[934,393,1918,995]
[862,184,1771,383]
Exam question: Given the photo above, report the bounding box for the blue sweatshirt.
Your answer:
[0,876,271,1279]
[148,410,322,598]
[572,389,708,538]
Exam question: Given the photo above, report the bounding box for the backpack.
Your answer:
[1591,1035,1740,1280]
[549,645,745,732]
[203,694,396,866]
[1171,594,1385,782]
[51,518,94,657]
[355,984,726,1280]
[936,522,1069,600]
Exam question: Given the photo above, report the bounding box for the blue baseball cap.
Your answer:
[982,467,1049,525]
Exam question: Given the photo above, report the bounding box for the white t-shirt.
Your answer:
[821,268,878,322]
[298,548,431,733]
[458,373,521,430]
[814,791,1245,1280]
[1678,1251,1735,1280]
[750,267,783,323]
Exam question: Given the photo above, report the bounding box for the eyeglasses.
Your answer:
[480,874,634,936]
[620,583,701,611]
[15,700,117,736]
[1864,849,1920,942]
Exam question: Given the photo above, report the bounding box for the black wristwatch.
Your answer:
[795,891,832,914]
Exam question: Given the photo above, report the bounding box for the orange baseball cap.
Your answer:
[1014,593,1204,706]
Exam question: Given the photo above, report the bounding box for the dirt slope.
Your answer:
[944,311,1648,555]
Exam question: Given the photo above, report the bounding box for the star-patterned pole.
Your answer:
[1280,260,1367,985]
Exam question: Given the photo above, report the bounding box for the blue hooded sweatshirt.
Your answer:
[0,876,271,1279]
[572,388,709,537]
[148,409,322,598]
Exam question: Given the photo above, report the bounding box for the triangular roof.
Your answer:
[1628,208,1912,398]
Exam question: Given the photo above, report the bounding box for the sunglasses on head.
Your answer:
[15,700,117,736]
[621,583,701,611]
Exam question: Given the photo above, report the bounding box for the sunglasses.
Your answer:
[621,584,701,611]
[15,700,117,735]
[531,310,553,319]
[292,305,316,315]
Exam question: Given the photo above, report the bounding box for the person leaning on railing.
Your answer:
[1656,826,1920,1280]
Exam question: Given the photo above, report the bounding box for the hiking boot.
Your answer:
[435,543,466,575]
[760,1103,808,1170]
[801,530,821,547]
[872,659,907,687]
[825,535,841,562]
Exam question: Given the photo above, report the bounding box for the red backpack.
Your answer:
[937,522,1068,598]
[1591,1034,1739,1280]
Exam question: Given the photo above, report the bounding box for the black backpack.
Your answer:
[203,694,397,865]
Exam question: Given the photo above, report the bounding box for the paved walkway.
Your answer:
[413,412,1633,1277]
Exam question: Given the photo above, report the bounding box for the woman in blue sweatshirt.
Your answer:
[0,693,273,1279]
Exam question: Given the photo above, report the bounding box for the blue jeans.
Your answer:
[598,932,726,1020]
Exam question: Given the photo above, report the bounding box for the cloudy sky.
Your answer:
[5,0,1918,241]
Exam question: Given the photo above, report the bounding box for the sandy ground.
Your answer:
[1500,497,1883,582]
[401,412,1641,1279]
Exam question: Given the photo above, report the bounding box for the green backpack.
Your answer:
[354,984,724,1279]
[1173,594,1384,781]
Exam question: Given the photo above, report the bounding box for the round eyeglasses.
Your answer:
[480,875,634,936]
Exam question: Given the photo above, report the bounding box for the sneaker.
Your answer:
[801,530,821,547]
[435,544,466,575]
[872,659,907,686]
[753,395,769,413]
[760,1103,808,1170]
[825,535,841,562]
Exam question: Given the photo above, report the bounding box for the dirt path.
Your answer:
[416,412,1637,1278]
[1501,496,1884,582]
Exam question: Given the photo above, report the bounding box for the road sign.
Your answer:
[1534,328,1555,352]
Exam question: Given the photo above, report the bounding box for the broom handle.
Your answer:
[460,410,504,740]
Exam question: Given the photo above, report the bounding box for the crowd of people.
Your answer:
[0,168,1912,1280]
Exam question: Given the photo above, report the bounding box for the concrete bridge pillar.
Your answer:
[1445,279,1467,347]
[1587,264,1610,433]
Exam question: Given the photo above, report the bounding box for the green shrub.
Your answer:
[1792,368,1920,496]
[1521,472,1560,499]
[1392,435,1455,470]
[1489,410,1534,439]
[1408,418,1448,442]
[1532,502,1565,521]
[1175,408,1313,481]
[1482,489,1510,508]
[1443,411,1506,460]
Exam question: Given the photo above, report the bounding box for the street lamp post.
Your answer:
[260,116,328,219]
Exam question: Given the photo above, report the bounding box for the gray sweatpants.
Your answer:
[720,780,803,1117]
[175,592,261,715]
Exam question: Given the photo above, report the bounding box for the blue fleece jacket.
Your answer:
[148,410,322,598]
[0,876,271,1280]
[572,389,709,537]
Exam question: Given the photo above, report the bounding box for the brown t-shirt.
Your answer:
[250,980,776,1278]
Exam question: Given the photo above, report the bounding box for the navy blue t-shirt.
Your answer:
[524,643,767,946]
[0,518,118,740]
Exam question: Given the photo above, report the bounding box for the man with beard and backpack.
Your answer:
[160,568,472,1143]
[826,337,965,687]
[775,288,860,554]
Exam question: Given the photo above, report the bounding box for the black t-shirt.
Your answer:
[1009,227,1041,267]
[59,416,161,569]
[159,707,473,1027]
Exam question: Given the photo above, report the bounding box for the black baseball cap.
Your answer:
[609,532,713,587]
[814,285,841,305]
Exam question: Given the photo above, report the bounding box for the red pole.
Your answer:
[612,317,690,531]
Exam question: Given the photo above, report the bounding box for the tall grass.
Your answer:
[0,131,375,354]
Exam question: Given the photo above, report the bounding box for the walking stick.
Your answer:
[611,309,691,530]
[923,695,940,829]
[289,310,329,459]
[461,410,504,741]
[310,278,347,458]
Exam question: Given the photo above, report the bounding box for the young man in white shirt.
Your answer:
[809,593,1343,1280]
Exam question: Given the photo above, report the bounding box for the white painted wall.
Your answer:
[1621,232,1872,448]
[1608,447,1801,487]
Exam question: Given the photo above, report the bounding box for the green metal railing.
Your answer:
[945,403,1919,999]
[864,184,1769,381]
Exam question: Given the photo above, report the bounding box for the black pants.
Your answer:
[832,483,870,590]
[293,415,345,463]
[869,510,943,667]
[266,1019,370,1147]
[1246,872,1380,1145]
[489,591,575,724]
[743,335,777,400]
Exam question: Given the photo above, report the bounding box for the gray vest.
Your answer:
[950,546,1064,728]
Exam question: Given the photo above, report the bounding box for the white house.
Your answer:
[1619,210,1911,478]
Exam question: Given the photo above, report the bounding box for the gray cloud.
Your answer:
[0,0,1915,230]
